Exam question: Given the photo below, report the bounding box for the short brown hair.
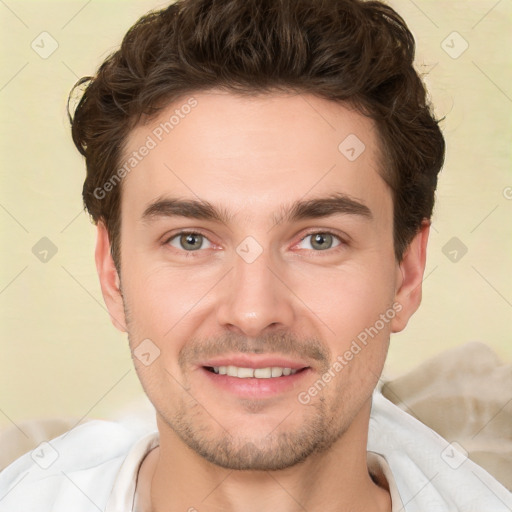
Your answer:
[69,0,445,268]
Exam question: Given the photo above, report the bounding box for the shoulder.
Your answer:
[369,392,512,511]
[0,420,142,512]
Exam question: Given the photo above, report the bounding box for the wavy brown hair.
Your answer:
[69,0,445,269]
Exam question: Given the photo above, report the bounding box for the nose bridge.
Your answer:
[216,239,295,336]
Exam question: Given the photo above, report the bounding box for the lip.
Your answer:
[199,354,311,371]
[200,365,312,399]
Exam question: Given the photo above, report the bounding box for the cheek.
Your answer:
[290,259,396,337]
[122,258,218,337]
[299,261,396,398]
[312,269,395,406]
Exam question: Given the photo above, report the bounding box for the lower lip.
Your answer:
[200,367,311,399]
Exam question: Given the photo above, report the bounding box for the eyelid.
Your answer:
[163,228,211,244]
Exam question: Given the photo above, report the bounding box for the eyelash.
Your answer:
[163,229,347,257]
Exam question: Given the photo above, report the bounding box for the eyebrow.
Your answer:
[141,192,373,227]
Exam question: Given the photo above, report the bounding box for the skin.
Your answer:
[96,90,429,512]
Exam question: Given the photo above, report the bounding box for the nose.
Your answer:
[215,245,296,338]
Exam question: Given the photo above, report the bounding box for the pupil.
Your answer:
[313,233,331,250]
[182,233,201,250]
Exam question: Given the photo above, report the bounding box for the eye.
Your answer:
[296,231,343,251]
[163,229,345,255]
[166,231,213,252]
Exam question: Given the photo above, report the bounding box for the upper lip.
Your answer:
[200,354,311,371]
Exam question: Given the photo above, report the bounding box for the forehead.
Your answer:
[120,90,391,226]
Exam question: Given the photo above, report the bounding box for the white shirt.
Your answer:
[1,392,510,511]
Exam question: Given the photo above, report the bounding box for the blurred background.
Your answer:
[0,0,511,430]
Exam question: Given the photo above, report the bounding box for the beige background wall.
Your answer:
[0,0,511,430]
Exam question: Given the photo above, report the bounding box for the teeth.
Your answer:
[254,368,272,378]
[271,367,282,377]
[227,365,238,377]
[211,366,299,378]
[237,367,254,378]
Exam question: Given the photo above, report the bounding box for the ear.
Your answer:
[95,221,127,332]
[391,220,430,333]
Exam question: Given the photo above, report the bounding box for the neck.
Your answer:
[139,398,391,512]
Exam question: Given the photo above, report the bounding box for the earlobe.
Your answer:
[390,221,430,333]
[95,222,127,332]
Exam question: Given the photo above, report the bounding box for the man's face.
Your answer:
[100,91,422,471]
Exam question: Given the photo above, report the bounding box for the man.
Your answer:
[1,0,510,510]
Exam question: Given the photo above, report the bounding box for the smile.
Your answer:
[205,366,301,378]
